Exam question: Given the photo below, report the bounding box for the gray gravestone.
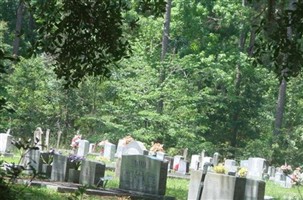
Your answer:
[51,154,75,181]
[119,155,168,195]
[212,152,219,166]
[77,140,89,157]
[103,142,116,161]
[0,133,13,153]
[80,160,105,186]
[201,173,265,200]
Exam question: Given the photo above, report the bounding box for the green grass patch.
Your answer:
[265,181,303,200]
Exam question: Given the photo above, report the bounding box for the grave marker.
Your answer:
[80,160,105,186]
[77,140,89,157]
[0,133,13,153]
[119,155,168,195]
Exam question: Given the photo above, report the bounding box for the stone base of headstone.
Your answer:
[80,160,105,186]
[188,170,204,200]
[68,169,80,183]
[115,158,122,178]
[119,155,168,196]
[42,164,52,178]
[200,173,265,200]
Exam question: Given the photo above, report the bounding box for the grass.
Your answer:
[265,181,303,200]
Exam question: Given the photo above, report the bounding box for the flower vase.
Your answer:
[68,169,80,183]
[42,164,52,178]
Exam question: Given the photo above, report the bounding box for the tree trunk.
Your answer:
[157,0,172,115]
[230,0,247,152]
[273,0,295,135]
[274,78,287,135]
[13,1,25,57]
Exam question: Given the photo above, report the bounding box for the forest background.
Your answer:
[1,0,303,167]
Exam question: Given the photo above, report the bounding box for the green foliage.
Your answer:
[0,137,39,200]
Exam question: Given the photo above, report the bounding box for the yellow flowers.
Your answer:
[238,167,248,178]
[214,165,226,174]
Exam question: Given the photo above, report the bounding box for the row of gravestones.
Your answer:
[0,132,291,199]
[24,149,170,198]
[24,150,106,186]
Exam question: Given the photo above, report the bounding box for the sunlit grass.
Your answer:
[166,177,189,200]
[265,181,303,200]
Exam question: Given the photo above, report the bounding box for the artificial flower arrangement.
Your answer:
[237,167,248,178]
[214,164,226,174]
[41,149,56,165]
[68,154,85,170]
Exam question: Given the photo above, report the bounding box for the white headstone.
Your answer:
[45,129,50,151]
[173,155,183,170]
[224,159,237,173]
[156,152,166,161]
[177,158,189,174]
[34,127,43,150]
[77,140,89,157]
[212,152,219,166]
[122,140,147,156]
[190,155,200,170]
[89,143,95,153]
[0,133,13,153]
[103,142,116,161]
[247,157,267,180]
[115,139,125,158]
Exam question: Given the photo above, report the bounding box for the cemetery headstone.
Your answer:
[156,151,166,161]
[224,159,237,174]
[212,152,219,166]
[34,127,43,150]
[119,155,168,195]
[200,156,212,170]
[89,143,95,153]
[190,154,200,170]
[0,133,13,153]
[188,170,204,200]
[173,155,183,170]
[103,142,116,161]
[77,140,89,157]
[51,154,76,182]
[45,129,50,151]
[122,140,147,156]
[80,160,105,186]
[199,150,205,170]
[177,158,189,175]
[247,157,267,180]
[200,173,265,200]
